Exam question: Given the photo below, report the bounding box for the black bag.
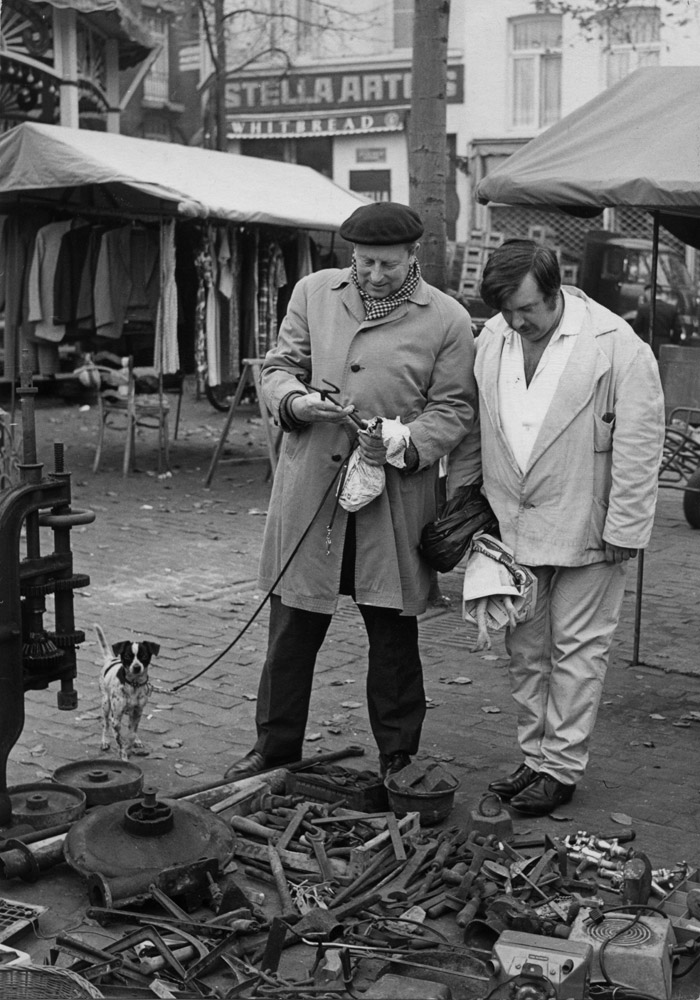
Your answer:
[419,485,499,573]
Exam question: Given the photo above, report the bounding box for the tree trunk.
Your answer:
[409,0,451,291]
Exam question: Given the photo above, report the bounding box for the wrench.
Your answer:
[375,840,437,903]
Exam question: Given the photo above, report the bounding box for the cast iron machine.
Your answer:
[0,370,95,826]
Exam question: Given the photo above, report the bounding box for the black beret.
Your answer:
[339,201,424,245]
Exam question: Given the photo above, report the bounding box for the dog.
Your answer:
[95,624,160,760]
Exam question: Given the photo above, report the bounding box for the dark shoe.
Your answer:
[379,751,412,778]
[224,750,270,781]
[488,763,538,801]
[509,773,576,816]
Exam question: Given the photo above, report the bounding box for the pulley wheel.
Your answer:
[7,782,87,832]
[52,759,144,807]
[64,787,235,880]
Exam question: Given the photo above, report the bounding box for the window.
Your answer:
[143,12,169,104]
[509,14,562,129]
[605,6,660,87]
[349,170,391,202]
[394,0,414,50]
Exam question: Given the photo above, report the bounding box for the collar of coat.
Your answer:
[476,287,625,468]
[331,267,431,324]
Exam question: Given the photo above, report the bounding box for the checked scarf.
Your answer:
[351,257,421,321]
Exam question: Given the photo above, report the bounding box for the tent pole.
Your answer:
[631,211,660,666]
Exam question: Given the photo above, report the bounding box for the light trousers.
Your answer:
[506,560,628,785]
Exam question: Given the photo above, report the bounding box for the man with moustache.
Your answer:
[449,239,665,815]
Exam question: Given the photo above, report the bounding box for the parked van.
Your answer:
[579,230,700,345]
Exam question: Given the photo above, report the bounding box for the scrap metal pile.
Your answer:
[1,757,700,1000]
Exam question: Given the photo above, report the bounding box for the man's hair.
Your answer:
[480,238,561,310]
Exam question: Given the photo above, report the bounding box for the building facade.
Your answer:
[217,0,700,251]
[0,0,152,133]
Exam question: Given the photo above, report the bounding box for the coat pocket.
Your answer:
[593,413,614,451]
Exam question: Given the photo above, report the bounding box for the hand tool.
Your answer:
[267,842,297,920]
[375,840,437,903]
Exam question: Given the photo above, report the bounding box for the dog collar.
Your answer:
[125,675,150,689]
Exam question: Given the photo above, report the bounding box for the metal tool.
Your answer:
[298,378,368,428]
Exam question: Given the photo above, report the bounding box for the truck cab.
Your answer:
[579,230,700,349]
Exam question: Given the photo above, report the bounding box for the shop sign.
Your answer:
[228,110,405,140]
[356,148,387,163]
[226,65,464,113]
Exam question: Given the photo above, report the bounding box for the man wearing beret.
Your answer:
[224,201,479,780]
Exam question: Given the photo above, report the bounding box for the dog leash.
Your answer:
[171,445,354,692]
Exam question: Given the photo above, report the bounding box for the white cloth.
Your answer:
[339,416,412,511]
[498,291,584,472]
[462,533,537,633]
[155,219,179,374]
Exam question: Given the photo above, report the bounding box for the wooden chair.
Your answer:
[92,355,171,476]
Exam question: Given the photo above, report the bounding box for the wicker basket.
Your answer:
[0,965,104,998]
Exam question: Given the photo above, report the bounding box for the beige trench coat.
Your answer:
[257,267,478,614]
[449,287,665,566]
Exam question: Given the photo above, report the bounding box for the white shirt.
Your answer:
[498,289,585,473]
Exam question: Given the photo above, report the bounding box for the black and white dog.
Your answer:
[95,624,160,760]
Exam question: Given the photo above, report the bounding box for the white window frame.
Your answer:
[143,11,169,104]
[604,5,661,88]
[508,14,562,130]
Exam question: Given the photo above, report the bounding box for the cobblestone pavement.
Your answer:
[2,379,700,971]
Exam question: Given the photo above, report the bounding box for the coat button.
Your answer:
[331,454,342,461]
[350,363,361,372]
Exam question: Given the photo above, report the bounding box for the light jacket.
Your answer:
[449,287,665,566]
[257,266,477,614]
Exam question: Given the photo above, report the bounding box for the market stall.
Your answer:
[0,121,367,395]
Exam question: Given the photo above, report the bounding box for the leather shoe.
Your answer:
[488,763,538,801]
[380,751,411,778]
[509,773,575,816]
[224,749,294,782]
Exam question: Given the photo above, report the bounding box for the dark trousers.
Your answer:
[253,517,426,762]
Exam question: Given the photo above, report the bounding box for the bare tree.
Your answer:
[409,0,451,292]
[532,0,693,39]
[195,0,376,149]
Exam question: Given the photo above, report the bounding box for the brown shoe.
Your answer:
[488,763,538,801]
[509,773,576,816]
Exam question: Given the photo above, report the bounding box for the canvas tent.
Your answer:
[475,65,700,664]
[0,122,367,230]
[0,122,369,397]
[476,66,700,247]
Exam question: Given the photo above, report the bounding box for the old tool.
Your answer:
[375,839,437,903]
[267,842,298,920]
[305,826,337,883]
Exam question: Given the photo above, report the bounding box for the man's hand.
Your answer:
[357,427,388,466]
[290,392,355,424]
[604,543,638,564]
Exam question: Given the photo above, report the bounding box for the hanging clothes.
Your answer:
[28,218,74,342]
[53,223,93,327]
[204,224,220,386]
[154,219,179,375]
[297,231,313,280]
[193,233,213,396]
[2,210,52,379]
[257,240,287,357]
[94,224,159,340]
[217,225,241,384]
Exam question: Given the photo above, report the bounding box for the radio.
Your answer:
[486,930,592,1000]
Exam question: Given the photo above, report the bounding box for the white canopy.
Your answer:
[0,122,367,230]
